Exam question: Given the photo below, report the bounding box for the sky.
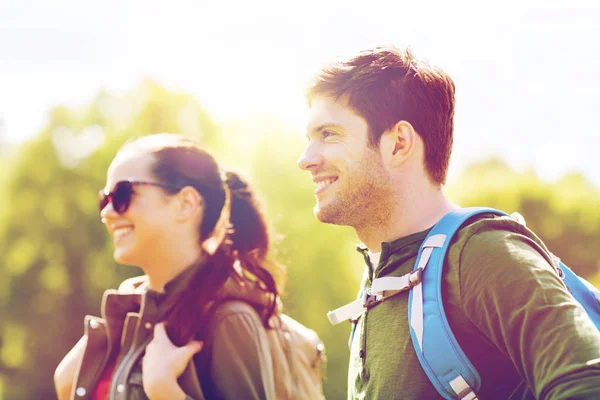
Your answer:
[1,0,599,186]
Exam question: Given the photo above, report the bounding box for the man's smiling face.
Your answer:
[298,95,392,228]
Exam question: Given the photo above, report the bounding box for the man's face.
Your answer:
[298,96,392,228]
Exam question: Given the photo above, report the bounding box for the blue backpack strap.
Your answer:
[408,207,508,399]
[557,261,600,330]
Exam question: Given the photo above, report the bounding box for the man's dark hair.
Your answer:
[306,46,455,185]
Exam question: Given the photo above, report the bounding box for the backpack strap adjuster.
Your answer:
[363,292,382,309]
[450,375,478,400]
[408,268,423,288]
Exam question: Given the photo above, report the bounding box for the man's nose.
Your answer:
[297,142,323,171]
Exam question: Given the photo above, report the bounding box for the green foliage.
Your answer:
[447,158,600,281]
[1,85,599,400]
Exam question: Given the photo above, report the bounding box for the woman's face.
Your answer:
[100,151,180,267]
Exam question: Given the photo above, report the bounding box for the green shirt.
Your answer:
[348,214,600,399]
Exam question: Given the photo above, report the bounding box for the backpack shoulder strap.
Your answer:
[408,207,508,400]
[556,261,600,330]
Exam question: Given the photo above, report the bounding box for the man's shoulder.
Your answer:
[455,212,529,242]
[445,212,558,292]
[450,212,547,259]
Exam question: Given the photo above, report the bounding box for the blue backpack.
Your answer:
[327,207,600,400]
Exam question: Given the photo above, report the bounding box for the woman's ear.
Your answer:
[174,186,204,223]
[380,120,417,168]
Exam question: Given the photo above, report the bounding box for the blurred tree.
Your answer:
[447,158,600,280]
[1,82,599,400]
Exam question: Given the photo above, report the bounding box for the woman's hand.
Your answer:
[142,322,203,400]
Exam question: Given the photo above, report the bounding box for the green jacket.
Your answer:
[348,214,600,399]
[70,262,275,400]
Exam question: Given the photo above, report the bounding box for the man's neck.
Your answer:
[356,190,457,252]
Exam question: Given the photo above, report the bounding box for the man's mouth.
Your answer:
[315,177,338,194]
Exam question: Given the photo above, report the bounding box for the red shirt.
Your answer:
[93,355,118,400]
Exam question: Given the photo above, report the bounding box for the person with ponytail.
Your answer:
[54,133,286,400]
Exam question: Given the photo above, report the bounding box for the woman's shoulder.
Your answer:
[206,300,268,342]
[210,300,262,324]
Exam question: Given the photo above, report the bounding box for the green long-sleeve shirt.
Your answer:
[348,214,600,399]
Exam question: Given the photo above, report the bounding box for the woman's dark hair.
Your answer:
[119,134,285,345]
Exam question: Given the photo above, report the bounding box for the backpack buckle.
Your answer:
[363,290,382,309]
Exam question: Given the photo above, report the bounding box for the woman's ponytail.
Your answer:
[224,171,286,320]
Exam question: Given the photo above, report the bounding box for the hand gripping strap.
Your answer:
[408,207,507,399]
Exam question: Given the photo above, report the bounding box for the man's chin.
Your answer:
[314,203,344,225]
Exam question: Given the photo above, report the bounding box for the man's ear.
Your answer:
[174,186,204,223]
[381,120,417,168]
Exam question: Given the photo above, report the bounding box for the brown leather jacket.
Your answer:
[67,263,275,400]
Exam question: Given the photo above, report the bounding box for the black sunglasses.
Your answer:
[99,180,183,215]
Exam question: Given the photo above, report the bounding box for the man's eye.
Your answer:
[322,130,335,139]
